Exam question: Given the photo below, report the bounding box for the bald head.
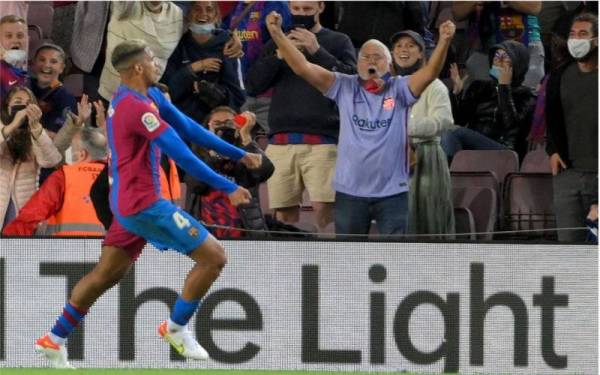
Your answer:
[72,126,108,163]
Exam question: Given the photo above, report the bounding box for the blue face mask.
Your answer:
[189,22,215,35]
[489,65,501,81]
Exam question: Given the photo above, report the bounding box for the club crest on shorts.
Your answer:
[383,97,395,110]
[142,112,160,132]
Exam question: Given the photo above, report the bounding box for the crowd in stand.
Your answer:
[0,1,597,243]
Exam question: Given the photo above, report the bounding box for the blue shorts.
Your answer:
[116,199,209,255]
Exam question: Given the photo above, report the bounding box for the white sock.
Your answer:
[48,332,66,346]
[167,318,185,332]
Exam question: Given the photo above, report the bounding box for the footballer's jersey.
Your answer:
[107,85,170,217]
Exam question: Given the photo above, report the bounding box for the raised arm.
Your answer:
[408,21,456,98]
[265,11,335,94]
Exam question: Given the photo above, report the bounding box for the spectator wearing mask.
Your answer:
[265,11,456,236]
[0,15,28,102]
[163,1,246,125]
[2,126,108,236]
[546,13,598,243]
[444,40,535,161]
[99,1,243,104]
[390,30,455,237]
[222,1,291,134]
[452,1,544,89]
[247,1,356,233]
[187,106,274,238]
[0,86,62,230]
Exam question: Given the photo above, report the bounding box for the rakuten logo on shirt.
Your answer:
[352,115,392,132]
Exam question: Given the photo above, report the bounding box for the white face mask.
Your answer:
[3,49,27,66]
[189,22,215,35]
[567,38,594,59]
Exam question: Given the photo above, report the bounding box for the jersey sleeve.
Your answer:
[392,76,418,107]
[323,72,354,103]
[125,97,169,141]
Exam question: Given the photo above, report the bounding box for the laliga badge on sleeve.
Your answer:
[142,112,160,132]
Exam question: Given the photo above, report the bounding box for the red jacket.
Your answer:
[2,162,105,236]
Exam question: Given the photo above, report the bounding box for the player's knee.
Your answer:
[206,241,227,271]
[214,243,228,270]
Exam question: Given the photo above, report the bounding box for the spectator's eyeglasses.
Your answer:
[493,51,510,61]
[358,53,386,62]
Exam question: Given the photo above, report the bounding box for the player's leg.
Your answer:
[70,245,134,308]
[36,220,143,368]
[158,234,226,360]
[116,200,217,360]
[35,245,134,368]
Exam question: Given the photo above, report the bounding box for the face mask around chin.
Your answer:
[189,22,215,35]
[3,49,27,66]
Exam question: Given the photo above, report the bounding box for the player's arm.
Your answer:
[148,87,245,160]
[154,126,238,193]
[265,11,335,94]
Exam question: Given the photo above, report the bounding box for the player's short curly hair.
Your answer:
[111,39,148,72]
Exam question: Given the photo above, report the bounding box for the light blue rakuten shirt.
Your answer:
[324,73,418,198]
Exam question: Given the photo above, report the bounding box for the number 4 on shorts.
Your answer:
[172,211,191,229]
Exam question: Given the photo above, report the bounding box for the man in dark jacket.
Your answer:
[546,13,598,243]
[245,1,356,232]
[443,39,536,160]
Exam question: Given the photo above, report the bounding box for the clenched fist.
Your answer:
[439,20,456,42]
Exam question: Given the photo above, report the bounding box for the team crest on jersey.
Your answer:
[142,112,160,132]
[383,97,395,111]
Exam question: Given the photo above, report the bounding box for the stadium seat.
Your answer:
[503,172,555,239]
[28,24,42,41]
[450,149,519,188]
[454,207,476,240]
[452,187,497,240]
[520,149,551,173]
[27,3,54,39]
[27,29,42,62]
[63,74,84,98]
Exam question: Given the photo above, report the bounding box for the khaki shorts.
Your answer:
[265,144,337,209]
